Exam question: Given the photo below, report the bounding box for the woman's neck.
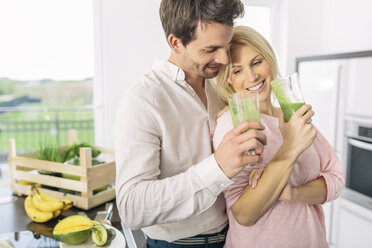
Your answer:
[260,101,280,117]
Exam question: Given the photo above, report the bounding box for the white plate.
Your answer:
[60,225,126,248]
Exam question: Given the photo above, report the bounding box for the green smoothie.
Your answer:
[228,97,260,127]
[271,78,305,122]
[280,102,305,122]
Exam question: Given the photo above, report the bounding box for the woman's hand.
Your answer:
[278,183,294,201]
[248,167,265,188]
[279,104,317,158]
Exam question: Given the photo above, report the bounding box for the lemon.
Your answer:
[91,224,108,246]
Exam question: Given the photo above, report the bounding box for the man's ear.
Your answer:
[168,34,184,54]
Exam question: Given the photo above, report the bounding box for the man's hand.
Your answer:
[214,120,266,179]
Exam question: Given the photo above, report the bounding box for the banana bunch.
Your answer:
[24,188,73,223]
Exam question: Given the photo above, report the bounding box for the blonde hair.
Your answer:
[216,26,280,106]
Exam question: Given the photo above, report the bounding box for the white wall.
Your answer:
[94,0,372,146]
[278,0,325,74]
[283,0,372,74]
[93,0,169,146]
[322,0,372,54]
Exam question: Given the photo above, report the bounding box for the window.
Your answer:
[235,5,272,44]
[0,0,94,163]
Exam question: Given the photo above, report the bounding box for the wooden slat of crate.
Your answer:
[86,162,116,191]
[11,183,116,210]
[86,188,116,209]
[10,156,86,176]
[92,146,114,155]
[7,130,117,210]
[14,171,87,191]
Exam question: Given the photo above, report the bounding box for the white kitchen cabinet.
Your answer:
[298,59,348,245]
[333,197,372,248]
[298,59,348,153]
[345,57,372,118]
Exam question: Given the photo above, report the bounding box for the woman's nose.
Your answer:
[246,69,259,83]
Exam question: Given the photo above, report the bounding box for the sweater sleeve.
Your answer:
[313,130,345,203]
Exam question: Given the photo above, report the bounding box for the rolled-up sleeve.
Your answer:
[314,131,345,203]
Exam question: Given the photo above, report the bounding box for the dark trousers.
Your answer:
[146,225,228,248]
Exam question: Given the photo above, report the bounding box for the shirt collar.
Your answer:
[152,59,187,86]
[152,60,220,101]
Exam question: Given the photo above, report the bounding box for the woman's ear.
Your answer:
[168,34,184,54]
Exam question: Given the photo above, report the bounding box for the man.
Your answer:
[115,0,265,246]
[114,0,315,247]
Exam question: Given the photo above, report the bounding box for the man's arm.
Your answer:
[115,92,266,230]
[114,93,227,229]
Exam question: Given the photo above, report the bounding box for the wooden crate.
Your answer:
[7,130,116,210]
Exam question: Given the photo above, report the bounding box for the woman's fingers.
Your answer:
[248,167,265,188]
[293,104,312,119]
[302,109,315,123]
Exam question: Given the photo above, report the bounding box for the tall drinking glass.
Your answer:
[271,73,305,122]
[228,91,261,168]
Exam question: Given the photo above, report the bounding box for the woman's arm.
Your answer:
[279,177,327,204]
[230,105,317,226]
[279,129,345,204]
[230,146,298,226]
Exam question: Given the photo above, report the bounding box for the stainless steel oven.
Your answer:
[343,119,372,210]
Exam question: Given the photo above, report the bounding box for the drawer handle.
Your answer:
[349,138,372,151]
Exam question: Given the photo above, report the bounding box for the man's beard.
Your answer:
[187,60,221,79]
[200,63,221,78]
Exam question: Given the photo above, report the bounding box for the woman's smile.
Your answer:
[247,80,265,92]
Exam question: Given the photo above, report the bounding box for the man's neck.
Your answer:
[168,56,205,90]
[168,55,208,108]
[185,72,205,90]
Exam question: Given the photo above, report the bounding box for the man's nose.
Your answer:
[215,49,229,65]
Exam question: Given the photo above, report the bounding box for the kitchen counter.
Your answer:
[0,187,123,247]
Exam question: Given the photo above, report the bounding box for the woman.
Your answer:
[213,26,345,248]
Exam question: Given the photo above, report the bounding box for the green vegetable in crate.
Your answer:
[36,141,63,163]
[36,141,63,176]
[61,142,101,163]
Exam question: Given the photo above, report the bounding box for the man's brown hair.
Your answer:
[159,0,244,46]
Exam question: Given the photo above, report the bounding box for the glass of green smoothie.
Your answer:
[228,92,261,167]
[228,91,260,128]
[271,73,305,122]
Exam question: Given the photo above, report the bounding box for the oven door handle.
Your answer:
[349,138,372,151]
